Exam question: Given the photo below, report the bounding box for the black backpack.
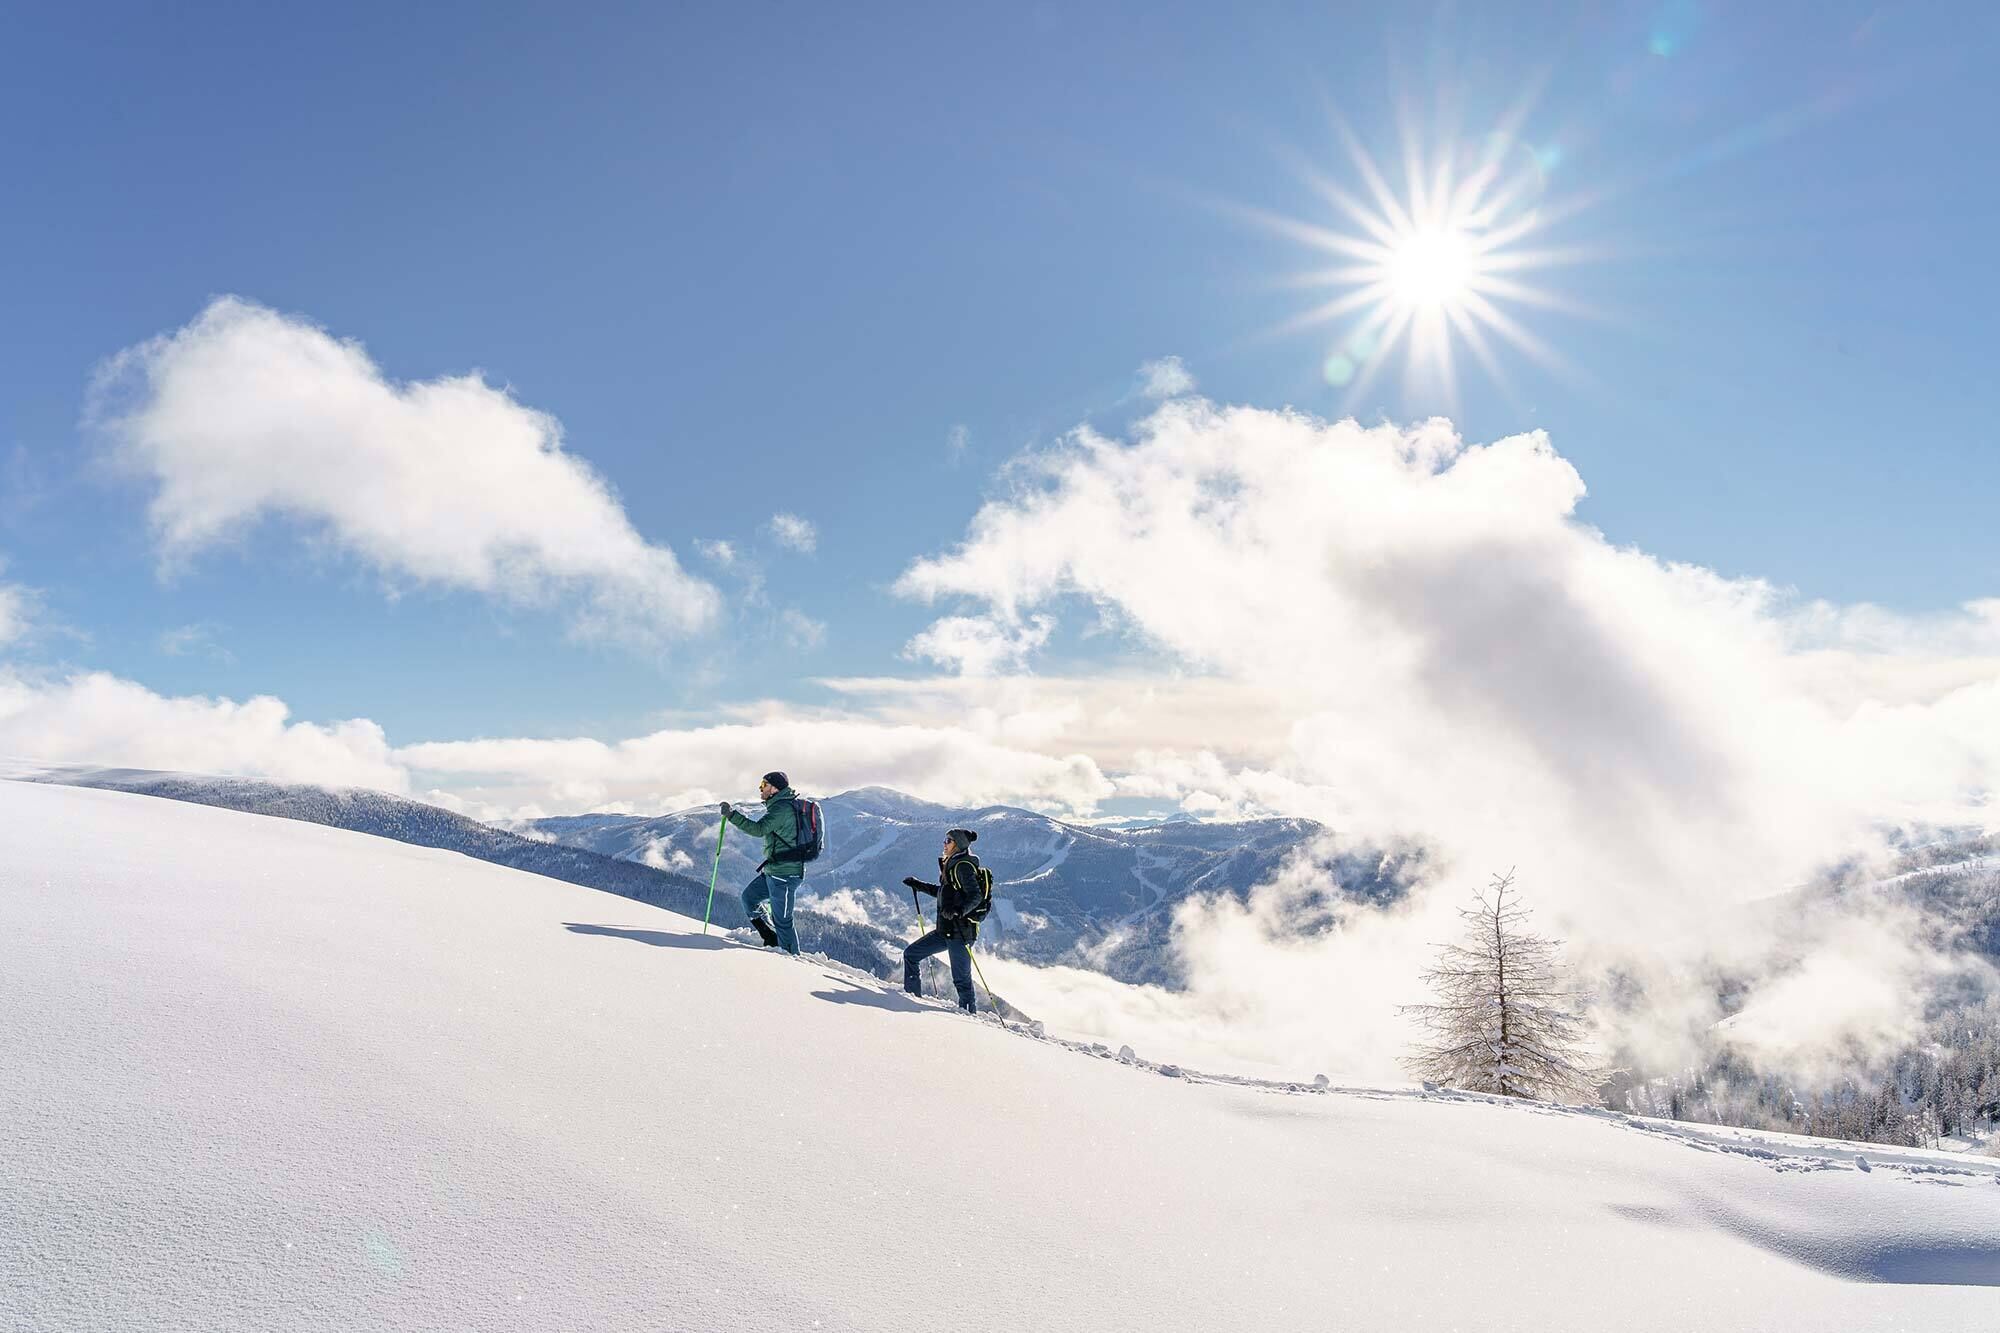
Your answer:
[768,796,824,866]
[962,858,994,922]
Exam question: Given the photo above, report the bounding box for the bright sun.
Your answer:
[1385,227,1479,312]
[1250,116,1580,406]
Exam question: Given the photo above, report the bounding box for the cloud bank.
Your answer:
[399,715,1110,818]
[898,401,2000,1076]
[0,669,405,793]
[91,298,718,648]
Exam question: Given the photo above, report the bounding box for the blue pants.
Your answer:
[904,927,975,1011]
[741,872,801,955]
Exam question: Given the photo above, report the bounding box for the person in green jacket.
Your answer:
[720,771,807,955]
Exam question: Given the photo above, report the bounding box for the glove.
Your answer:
[903,877,925,891]
[718,801,733,818]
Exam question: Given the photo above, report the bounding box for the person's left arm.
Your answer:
[724,801,782,837]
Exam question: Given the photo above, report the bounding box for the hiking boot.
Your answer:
[749,916,779,947]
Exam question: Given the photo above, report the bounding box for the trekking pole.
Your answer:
[701,818,727,935]
[967,945,1008,1031]
[907,889,928,995]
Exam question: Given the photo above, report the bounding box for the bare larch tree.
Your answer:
[1402,870,1604,1103]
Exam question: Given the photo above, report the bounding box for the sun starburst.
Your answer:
[1261,116,1583,411]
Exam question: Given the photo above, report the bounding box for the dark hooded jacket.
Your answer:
[911,850,986,936]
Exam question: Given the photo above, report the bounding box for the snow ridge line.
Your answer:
[801,944,2000,1183]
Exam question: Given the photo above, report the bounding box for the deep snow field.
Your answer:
[3,778,1997,1331]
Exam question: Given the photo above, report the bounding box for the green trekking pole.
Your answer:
[701,817,727,934]
[907,887,941,1002]
[967,944,1007,1030]
[907,887,929,992]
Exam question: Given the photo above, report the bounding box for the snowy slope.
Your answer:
[4,779,1998,1332]
[3,762,918,984]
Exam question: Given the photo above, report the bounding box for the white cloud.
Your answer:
[815,672,1296,767]
[1713,901,1964,1083]
[639,836,696,873]
[987,841,1452,1079]
[695,539,737,567]
[947,424,971,463]
[1136,356,1196,400]
[90,298,718,648]
[400,714,1111,817]
[0,661,1109,822]
[902,614,1054,676]
[896,400,2000,1077]
[798,887,878,927]
[782,609,827,650]
[767,512,817,554]
[0,669,406,792]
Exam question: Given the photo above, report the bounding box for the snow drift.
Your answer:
[2,779,1997,1331]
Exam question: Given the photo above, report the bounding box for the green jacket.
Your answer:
[726,789,808,876]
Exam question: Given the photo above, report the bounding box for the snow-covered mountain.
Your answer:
[5,777,1998,1331]
[522,787,1412,984]
[1758,830,2000,963]
[6,764,919,986]
[1871,833,2000,957]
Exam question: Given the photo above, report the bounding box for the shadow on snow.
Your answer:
[809,973,935,1015]
[562,922,738,951]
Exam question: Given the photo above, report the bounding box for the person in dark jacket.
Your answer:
[720,771,808,955]
[902,828,984,1012]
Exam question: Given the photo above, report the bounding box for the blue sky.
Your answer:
[2,1,1997,816]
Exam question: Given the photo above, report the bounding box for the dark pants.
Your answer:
[904,927,975,1011]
